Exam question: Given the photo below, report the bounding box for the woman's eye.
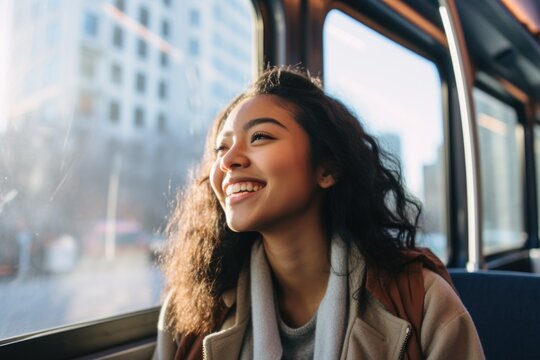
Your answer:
[251,132,273,143]
[214,145,227,154]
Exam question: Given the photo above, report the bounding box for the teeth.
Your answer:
[226,182,264,196]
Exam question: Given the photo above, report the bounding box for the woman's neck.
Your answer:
[261,218,330,327]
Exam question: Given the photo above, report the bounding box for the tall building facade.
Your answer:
[2,0,255,240]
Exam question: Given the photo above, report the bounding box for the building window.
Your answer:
[112,26,123,48]
[161,20,170,38]
[111,63,122,84]
[189,39,199,56]
[137,38,147,58]
[109,101,120,122]
[136,72,146,93]
[115,0,125,12]
[134,107,145,127]
[189,9,200,27]
[139,7,149,27]
[83,12,98,36]
[81,56,95,78]
[158,80,167,99]
[157,114,166,132]
[79,92,94,115]
[160,52,169,67]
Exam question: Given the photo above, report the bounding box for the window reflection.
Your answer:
[474,88,525,254]
[0,0,255,340]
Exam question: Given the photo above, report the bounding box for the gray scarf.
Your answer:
[250,237,348,360]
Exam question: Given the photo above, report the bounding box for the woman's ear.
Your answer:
[316,161,338,189]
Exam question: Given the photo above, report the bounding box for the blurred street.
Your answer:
[0,250,164,340]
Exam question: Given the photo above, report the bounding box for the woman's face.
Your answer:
[210,95,325,233]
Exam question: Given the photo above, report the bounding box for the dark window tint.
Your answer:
[136,73,146,93]
[113,26,123,48]
[139,7,149,27]
[115,0,125,12]
[157,114,166,132]
[158,81,167,99]
[111,63,122,84]
[137,38,147,58]
[160,52,168,67]
[161,20,170,38]
[134,107,144,127]
[109,101,120,122]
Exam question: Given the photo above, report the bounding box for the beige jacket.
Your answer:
[155,258,485,360]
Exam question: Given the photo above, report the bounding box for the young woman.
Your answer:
[155,67,484,359]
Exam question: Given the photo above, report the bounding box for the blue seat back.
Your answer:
[449,269,540,360]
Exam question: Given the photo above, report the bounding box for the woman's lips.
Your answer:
[225,183,265,205]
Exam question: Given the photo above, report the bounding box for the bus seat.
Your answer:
[449,269,540,360]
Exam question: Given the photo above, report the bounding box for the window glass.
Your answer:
[161,20,170,39]
[83,12,98,37]
[111,63,122,84]
[0,0,255,340]
[137,38,147,58]
[139,7,149,27]
[474,88,524,254]
[114,0,125,12]
[112,26,123,48]
[323,10,447,261]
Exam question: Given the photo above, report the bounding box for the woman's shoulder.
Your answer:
[421,268,485,358]
[422,268,466,316]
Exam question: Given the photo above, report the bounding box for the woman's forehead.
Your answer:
[220,95,297,132]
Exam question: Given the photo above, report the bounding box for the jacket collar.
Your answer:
[202,246,412,360]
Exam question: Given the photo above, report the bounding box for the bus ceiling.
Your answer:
[383,0,540,103]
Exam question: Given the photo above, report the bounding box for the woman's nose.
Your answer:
[220,145,250,172]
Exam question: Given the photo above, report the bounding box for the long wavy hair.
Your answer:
[163,66,421,336]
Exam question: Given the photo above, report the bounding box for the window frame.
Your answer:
[473,78,536,267]
[0,308,159,358]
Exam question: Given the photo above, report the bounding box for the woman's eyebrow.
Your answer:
[218,117,289,140]
[242,117,288,131]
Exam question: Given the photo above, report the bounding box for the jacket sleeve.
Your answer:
[153,293,178,360]
[420,269,485,360]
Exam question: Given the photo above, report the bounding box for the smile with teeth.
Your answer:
[225,182,265,197]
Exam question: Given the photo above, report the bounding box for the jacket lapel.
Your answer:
[203,265,251,360]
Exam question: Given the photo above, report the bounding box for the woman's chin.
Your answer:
[226,219,255,233]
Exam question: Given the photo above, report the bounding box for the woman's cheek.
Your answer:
[209,162,223,200]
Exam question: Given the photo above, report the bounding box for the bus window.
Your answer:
[0,0,256,340]
[474,88,525,254]
[323,10,447,261]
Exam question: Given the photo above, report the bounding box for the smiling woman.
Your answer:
[157,67,484,360]
[210,95,326,234]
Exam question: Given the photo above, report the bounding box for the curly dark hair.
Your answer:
[163,66,421,336]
